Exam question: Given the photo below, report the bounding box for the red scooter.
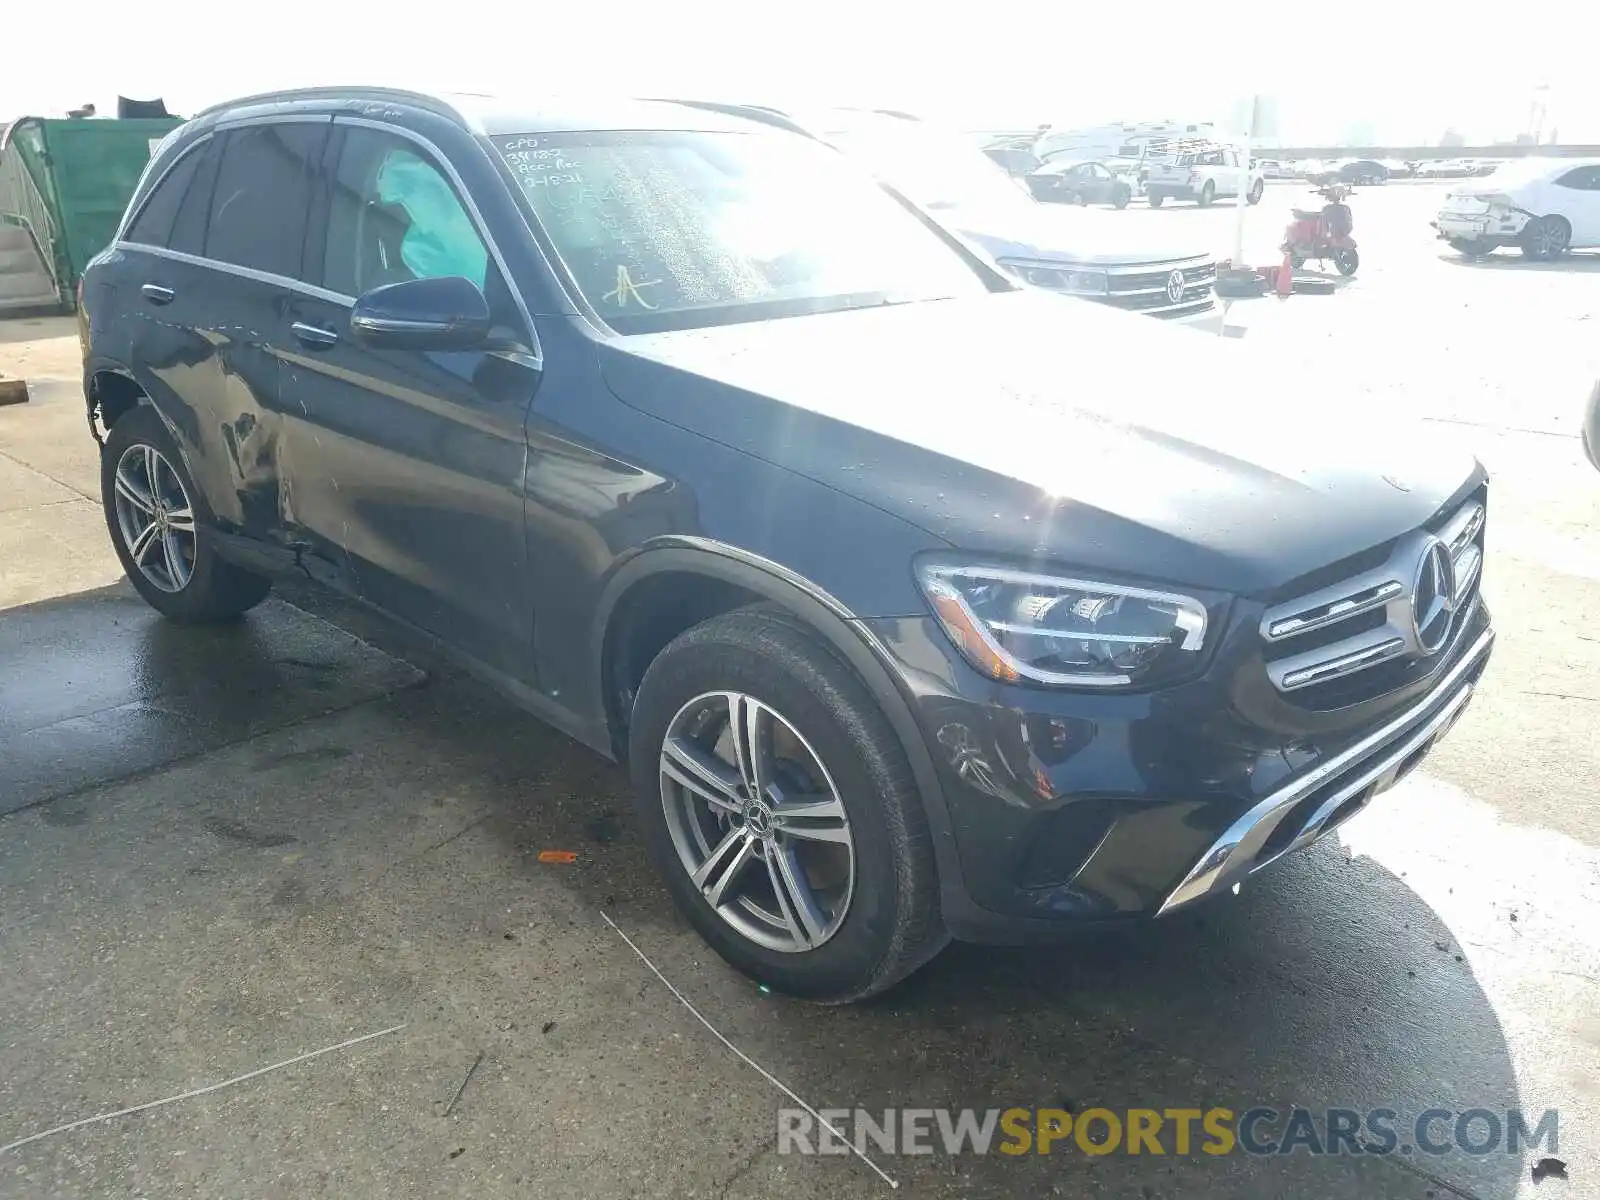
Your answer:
[1284,184,1359,276]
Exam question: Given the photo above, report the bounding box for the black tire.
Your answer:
[1148,193,1165,208]
[1520,215,1570,261]
[1292,277,1338,295]
[628,606,947,1003]
[1198,180,1216,207]
[100,403,271,622]
[1113,187,1131,210]
[1333,247,1360,276]
[1247,178,1265,205]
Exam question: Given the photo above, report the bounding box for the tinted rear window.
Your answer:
[125,145,204,247]
[204,123,327,279]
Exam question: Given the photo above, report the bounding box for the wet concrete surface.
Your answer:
[0,588,424,818]
[1,186,1597,1198]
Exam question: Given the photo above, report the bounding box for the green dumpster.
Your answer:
[0,116,182,306]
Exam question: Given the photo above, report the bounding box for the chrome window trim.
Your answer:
[112,243,356,306]
[115,111,543,365]
[334,116,541,363]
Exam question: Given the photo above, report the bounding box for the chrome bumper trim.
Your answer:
[1157,625,1494,915]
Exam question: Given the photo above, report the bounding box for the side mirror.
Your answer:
[349,276,491,352]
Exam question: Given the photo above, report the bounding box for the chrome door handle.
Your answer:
[140,283,174,305]
[290,322,339,348]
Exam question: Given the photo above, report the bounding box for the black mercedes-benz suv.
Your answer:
[79,88,1494,1002]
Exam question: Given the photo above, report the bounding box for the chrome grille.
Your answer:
[1100,259,1216,317]
[1261,497,1486,700]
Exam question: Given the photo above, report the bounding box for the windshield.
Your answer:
[821,125,1034,215]
[493,129,988,334]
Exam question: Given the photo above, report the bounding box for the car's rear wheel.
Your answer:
[1113,186,1131,209]
[1148,193,1164,208]
[101,404,271,622]
[1521,215,1570,261]
[1247,178,1265,205]
[1198,180,1216,207]
[629,606,946,1003]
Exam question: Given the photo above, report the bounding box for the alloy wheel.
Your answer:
[112,443,196,593]
[1533,218,1569,258]
[659,690,855,954]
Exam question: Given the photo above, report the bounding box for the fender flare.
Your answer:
[591,536,970,910]
[84,357,180,440]
[84,358,204,488]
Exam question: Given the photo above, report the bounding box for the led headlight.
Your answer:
[999,261,1110,296]
[918,562,1211,688]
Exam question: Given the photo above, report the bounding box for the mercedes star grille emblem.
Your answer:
[1411,538,1458,655]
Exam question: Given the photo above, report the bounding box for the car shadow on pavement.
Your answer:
[385,663,1528,1197]
[1439,251,1600,272]
[0,586,1529,1200]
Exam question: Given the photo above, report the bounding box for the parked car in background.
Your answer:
[1143,141,1265,207]
[1025,158,1134,208]
[1300,160,1338,185]
[1432,158,1600,259]
[82,86,1495,1001]
[1337,159,1390,185]
[1257,158,1297,180]
[682,105,1220,319]
[1418,159,1474,179]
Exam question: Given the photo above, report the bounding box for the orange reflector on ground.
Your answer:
[537,850,579,863]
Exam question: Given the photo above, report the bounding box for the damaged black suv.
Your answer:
[79,88,1493,1002]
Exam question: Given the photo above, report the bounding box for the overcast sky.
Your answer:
[7,0,1597,144]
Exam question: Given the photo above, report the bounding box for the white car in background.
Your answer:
[1432,158,1600,260]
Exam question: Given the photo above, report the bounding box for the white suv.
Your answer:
[1433,158,1600,260]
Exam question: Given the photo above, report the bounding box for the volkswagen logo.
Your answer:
[1410,538,1458,655]
[1166,269,1186,305]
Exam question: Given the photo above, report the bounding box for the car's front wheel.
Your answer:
[1247,178,1264,204]
[629,606,946,1003]
[1198,180,1216,207]
[101,404,271,622]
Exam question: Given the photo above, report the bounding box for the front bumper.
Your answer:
[1158,624,1490,913]
[860,598,1494,943]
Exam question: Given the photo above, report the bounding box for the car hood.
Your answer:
[943,201,1208,267]
[597,291,1480,597]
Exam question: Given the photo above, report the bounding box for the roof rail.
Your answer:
[191,85,465,124]
[642,99,819,140]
